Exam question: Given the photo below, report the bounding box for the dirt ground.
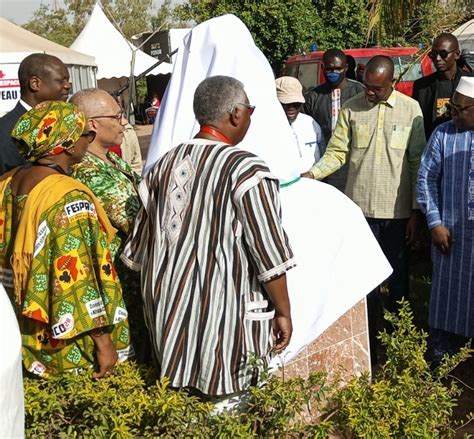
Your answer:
[134,123,154,161]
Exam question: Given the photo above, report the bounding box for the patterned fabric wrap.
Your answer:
[0,186,131,377]
[71,151,140,238]
[11,101,86,162]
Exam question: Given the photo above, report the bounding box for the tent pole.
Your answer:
[116,49,178,97]
[128,50,136,125]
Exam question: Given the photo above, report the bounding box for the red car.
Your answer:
[284,47,434,97]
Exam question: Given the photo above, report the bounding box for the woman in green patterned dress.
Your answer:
[69,89,148,361]
[0,101,131,379]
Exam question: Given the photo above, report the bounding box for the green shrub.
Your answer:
[24,300,471,438]
[331,300,471,438]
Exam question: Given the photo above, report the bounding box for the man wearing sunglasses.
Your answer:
[413,33,473,138]
[0,53,71,174]
[417,76,474,367]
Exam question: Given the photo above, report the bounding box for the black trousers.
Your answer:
[366,218,409,364]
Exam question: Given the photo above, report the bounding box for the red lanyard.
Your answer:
[198,125,233,145]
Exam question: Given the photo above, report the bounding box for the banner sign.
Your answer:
[0,64,20,116]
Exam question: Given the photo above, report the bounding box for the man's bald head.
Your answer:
[365,55,394,80]
[433,33,459,51]
[71,88,125,148]
[363,56,395,103]
[18,53,70,104]
[70,88,117,118]
[18,53,64,90]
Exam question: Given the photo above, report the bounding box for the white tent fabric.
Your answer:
[0,283,24,438]
[453,19,474,52]
[0,16,97,114]
[144,14,392,366]
[0,17,96,66]
[71,3,172,79]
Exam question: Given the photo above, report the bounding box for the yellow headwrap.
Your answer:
[11,100,86,162]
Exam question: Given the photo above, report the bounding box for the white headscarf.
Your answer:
[144,14,302,182]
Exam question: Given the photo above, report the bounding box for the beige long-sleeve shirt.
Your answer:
[310,90,426,219]
[121,123,143,174]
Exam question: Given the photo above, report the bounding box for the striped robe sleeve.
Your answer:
[120,175,156,271]
[237,177,296,283]
[417,128,443,230]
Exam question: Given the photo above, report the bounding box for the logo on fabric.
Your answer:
[34,220,51,257]
[113,307,128,324]
[51,313,74,338]
[28,361,47,377]
[86,298,107,319]
[64,200,97,222]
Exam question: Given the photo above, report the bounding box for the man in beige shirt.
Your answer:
[121,121,143,174]
[303,55,426,364]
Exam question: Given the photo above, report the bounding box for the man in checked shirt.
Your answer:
[302,55,426,365]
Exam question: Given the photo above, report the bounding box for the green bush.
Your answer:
[24,300,471,438]
[331,300,471,438]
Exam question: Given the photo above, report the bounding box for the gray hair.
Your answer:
[193,76,247,125]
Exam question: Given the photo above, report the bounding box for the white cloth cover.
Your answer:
[144,15,301,181]
[275,179,391,365]
[0,283,24,438]
[144,14,392,365]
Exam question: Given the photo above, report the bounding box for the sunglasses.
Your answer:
[90,111,124,121]
[236,103,256,115]
[80,131,96,143]
[428,49,457,60]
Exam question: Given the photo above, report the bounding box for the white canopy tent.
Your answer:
[70,3,172,119]
[453,19,474,53]
[0,17,97,115]
[71,3,172,80]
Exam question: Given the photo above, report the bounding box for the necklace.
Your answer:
[32,161,68,175]
[197,126,233,145]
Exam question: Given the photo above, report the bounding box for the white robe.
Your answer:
[0,283,24,438]
[144,14,392,365]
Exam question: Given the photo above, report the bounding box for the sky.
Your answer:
[0,0,172,25]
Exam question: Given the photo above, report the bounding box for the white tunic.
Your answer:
[289,113,324,173]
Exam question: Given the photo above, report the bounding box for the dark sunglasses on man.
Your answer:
[428,49,458,60]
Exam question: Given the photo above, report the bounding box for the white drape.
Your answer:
[143,14,392,366]
[0,283,24,438]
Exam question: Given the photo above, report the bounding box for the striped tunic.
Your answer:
[417,121,474,337]
[122,139,295,396]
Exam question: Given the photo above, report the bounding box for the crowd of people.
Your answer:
[277,32,473,367]
[0,22,473,419]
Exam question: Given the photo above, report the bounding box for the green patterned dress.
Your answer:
[0,185,131,378]
[71,152,147,360]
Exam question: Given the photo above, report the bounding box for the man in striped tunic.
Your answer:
[417,76,474,366]
[122,76,295,399]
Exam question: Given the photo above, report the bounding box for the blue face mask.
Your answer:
[325,71,342,84]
